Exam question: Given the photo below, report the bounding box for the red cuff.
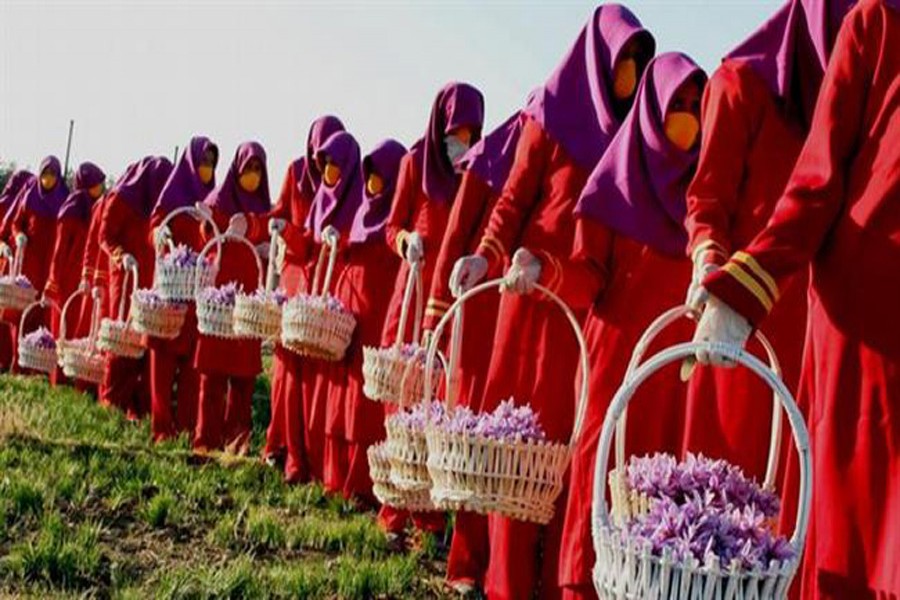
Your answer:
[703,264,770,327]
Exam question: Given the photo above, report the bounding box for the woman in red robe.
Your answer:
[45,162,106,385]
[451,6,655,597]
[147,136,218,441]
[99,156,173,418]
[682,2,856,535]
[695,2,899,597]
[504,53,706,600]
[0,170,34,371]
[320,138,405,502]
[245,115,345,479]
[193,141,270,454]
[423,111,527,591]
[376,81,485,542]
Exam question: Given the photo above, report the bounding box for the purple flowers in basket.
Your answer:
[294,293,349,314]
[437,399,547,443]
[0,274,33,289]
[393,401,446,432]
[250,288,288,307]
[162,244,209,269]
[199,282,240,307]
[623,453,794,570]
[23,326,56,350]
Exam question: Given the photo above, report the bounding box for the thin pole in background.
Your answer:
[63,120,75,176]
[173,146,179,163]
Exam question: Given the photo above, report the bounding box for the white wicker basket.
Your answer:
[153,206,220,302]
[368,441,435,511]
[57,287,105,384]
[16,298,60,375]
[590,307,811,600]
[97,262,144,358]
[130,292,187,340]
[0,234,37,312]
[233,293,281,340]
[281,233,355,360]
[420,278,590,524]
[385,415,432,492]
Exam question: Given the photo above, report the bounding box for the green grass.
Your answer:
[0,374,450,598]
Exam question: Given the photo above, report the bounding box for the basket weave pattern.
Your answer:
[281,298,355,361]
[156,260,215,302]
[368,442,435,511]
[384,418,431,492]
[425,427,570,523]
[233,295,281,340]
[196,298,236,339]
[0,283,37,312]
[18,343,57,374]
[362,346,442,404]
[58,339,105,384]
[131,296,187,340]
[97,319,145,358]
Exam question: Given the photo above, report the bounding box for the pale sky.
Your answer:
[1,0,781,190]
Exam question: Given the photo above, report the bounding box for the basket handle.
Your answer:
[12,233,27,279]
[397,342,452,410]
[59,286,95,343]
[195,231,265,296]
[615,305,784,490]
[591,341,812,556]
[117,261,140,323]
[265,229,280,293]
[18,296,61,342]
[310,232,340,298]
[423,278,590,447]
[154,205,222,287]
[394,259,424,350]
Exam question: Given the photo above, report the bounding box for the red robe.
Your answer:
[547,218,692,595]
[45,213,90,332]
[193,208,263,453]
[473,116,588,600]
[98,193,154,418]
[76,198,111,344]
[683,58,809,494]
[424,171,505,587]
[704,2,900,597]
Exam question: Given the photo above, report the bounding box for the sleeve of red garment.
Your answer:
[45,218,77,297]
[704,9,871,326]
[82,207,102,281]
[533,216,612,310]
[684,64,760,266]
[99,195,130,263]
[385,153,420,259]
[424,173,493,330]
[247,164,295,243]
[476,118,549,272]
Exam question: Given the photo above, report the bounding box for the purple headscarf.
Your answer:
[113,156,174,219]
[156,136,218,213]
[21,156,69,218]
[299,115,346,199]
[725,0,857,105]
[349,139,408,245]
[575,52,707,257]
[305,132,365,243]
[204,142,271,217]
[0,170,34,221]
[462,112,528,195]
[525,4,655,171]
[58,162,106,221]
[420,82,485,204]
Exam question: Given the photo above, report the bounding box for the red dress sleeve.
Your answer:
[385,152,420,259]
[83,201,104,283]
[476,118,550,271]
[704,6,871,325]
[247,161,297,243]
[45,217,81,299]
[684,64,763,266]
[99,194,131,265]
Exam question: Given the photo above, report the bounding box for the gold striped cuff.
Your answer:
[692,239,728,262]
[394,230,409,258]
[733,251,779,302]
[478,234,505,264]
[723,262,773,312]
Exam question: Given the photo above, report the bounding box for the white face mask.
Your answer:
[444,135,469,170]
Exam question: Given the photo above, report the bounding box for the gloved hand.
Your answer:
[153,225,172,248]
[692,295,752,367]
[405,231,424,264]
[502,248,542,294]
[687,254,720,313]
[122,253,138,272]
[256,242,271,260]
[0,242,10,259]
[449,255,488,297]
[194,202,213,221]
[228,213,248,237]
[321,225,340,246]
[268,218,287,235]
[78,278,91,293]
[15,233,27,247]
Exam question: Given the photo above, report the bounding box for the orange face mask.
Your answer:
[239,171,261,193]
[88,184,104,200]
[323,163,341,187]
[664,111,700,151]
[40,173,58,192]
[197,165,214,185]
[613,58,638,100]
[366,173,384,196]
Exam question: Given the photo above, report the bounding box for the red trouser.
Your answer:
[283,353,310,483]
[447,511,490,587]
[323,436,349,496]
[342,441,378,505]
[377,506,446,535]
[149,346,199,442]
[0,322,14,371]
[194,373,254,453]
[263,348,289,460]
[101,355,148,420]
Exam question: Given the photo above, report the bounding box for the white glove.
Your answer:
[321,225,340,246]
[502,248,542,294]
[15,233,27,247]
[255,242,271,259]
[449,255,488,297]
[78,278,91,293]
[687,254,720,314]
[122,253,138,272]
[693,295,752,367]
[268,218,286,235]
[228,213,248,237]
[405,231,424,264]
[153,225,172,248]
[0,242,10,259]
[194,202,213,221]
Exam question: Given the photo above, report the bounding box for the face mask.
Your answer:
[366,173,385,197]
[197,165,214,185]
[664,111,701,151]
[88,184,104,200]
[239,171,261,193]
[445,136,469,168]
[40,173,57,192]
[323,163,341,187]
[613,58,638,100]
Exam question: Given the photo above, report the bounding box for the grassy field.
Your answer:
[0,374,452,599]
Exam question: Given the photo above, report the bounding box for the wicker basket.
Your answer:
[591,307,811,599]
[0,234,37,312]
[421,278,590,524]
[234,293,282,340]
[130,292,187,339]
[153,206,220,301]
[97,262,144,358]
[57,287,105,384]
[384,415,433,492]
[281,234,355,360]
[16,298,60,375]
[368,441,435,511]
